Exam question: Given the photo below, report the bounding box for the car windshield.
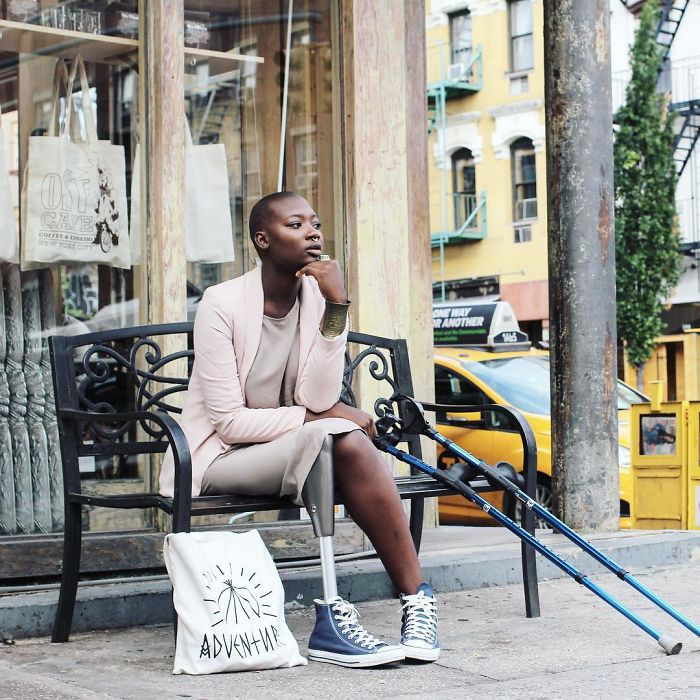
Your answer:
[462,355,647,415]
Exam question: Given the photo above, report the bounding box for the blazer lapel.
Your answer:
[296,275,319,384]
[239,266,264,392]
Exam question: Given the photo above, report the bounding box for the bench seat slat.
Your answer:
[66,475,498,514]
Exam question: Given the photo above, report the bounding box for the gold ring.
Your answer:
[318,254,331,261]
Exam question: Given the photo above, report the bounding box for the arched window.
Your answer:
[510,138,537,221]
[451,147,476,229]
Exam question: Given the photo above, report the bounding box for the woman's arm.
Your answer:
[295,259,350,412]
[295,323,348,412]
[194,291,306,444]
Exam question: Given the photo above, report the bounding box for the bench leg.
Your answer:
[521,540,540,618]
[521,469,541,618]
[51,501,82,643]
[170,499,193,643]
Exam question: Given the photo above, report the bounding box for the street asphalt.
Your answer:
[1,559,699,699]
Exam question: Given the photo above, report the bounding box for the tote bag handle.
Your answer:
[63,55,98,144]
[47,59,74,138]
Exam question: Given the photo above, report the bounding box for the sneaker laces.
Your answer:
[401,591,438,644]
[329,597,386,649]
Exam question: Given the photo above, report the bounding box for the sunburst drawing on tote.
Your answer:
[202,562,276,627]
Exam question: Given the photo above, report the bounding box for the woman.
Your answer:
[160,191,439,667]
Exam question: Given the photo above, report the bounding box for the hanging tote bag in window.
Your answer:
[0,103,19,264]
[163,530,307,675]
[130,117,235,265]
[22,56,130,269]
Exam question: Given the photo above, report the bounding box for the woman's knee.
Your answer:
[332,430,373,463]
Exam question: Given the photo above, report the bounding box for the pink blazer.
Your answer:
[159,267,349,498]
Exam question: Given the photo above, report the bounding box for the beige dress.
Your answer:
[200,298,359,504]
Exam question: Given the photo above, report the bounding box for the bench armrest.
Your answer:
[59,408,193,530]
[416,401,538,497]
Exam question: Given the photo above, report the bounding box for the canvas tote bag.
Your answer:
[163,530,307,675]
[22,56,130,269]
[0,102,19,263]
[130,117,235,265]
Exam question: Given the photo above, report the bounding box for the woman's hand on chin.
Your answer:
[304,402,377,439]
[295,258,347,303]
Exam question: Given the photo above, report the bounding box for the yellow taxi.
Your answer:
[432,301,646,528]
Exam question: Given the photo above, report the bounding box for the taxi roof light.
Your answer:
[433,300,530,351]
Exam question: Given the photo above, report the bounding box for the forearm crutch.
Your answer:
[301,435,338,601]
[394,395,700,644]
[374,406,685,656]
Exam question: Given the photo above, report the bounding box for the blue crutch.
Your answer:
[373,399,691,656]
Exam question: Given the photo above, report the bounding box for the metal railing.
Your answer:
[426,42,483,91]
[613,55,700,114]
[431,192,487,248]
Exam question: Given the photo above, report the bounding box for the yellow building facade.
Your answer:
[427,0,548,340]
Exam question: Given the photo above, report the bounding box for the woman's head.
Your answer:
[248,192,324,271]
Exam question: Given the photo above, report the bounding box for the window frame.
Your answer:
[451,147,476,230]
[508,0,534,73]
[449,8,473,66]
[510,137,537,222]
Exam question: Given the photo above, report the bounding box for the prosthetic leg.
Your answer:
[303,435,406,666]
[301,435,338,601]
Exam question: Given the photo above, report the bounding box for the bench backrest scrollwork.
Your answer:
[49,325,424,485]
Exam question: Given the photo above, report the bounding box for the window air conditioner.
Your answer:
[447,63,467,81]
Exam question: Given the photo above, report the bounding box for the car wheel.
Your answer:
[514,474,553,529]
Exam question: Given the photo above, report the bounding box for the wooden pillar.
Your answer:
[139,1,186,499]
[404,0,436,489]
[342,0,436,525]
[139,0,186,328]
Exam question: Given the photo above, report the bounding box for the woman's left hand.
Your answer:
[296,258,347,303]
[305,401,377,439]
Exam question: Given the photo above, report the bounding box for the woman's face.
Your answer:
[257,195,324,271]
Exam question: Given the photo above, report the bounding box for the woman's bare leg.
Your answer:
[332,431,423,594]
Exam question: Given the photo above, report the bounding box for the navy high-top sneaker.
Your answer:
[399,582,440,661]
[307,597,405,667]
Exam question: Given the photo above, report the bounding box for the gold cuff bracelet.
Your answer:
[321,300,350,339]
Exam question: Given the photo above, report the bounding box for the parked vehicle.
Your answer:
[434,345,646,528]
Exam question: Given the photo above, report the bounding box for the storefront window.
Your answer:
[0,1,340,558]
[183,0,339,291]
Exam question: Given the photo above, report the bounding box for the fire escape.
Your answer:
[427,43,485,301]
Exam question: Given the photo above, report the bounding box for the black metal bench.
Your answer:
[49,323,540,642]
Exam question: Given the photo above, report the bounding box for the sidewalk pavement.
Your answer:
[1,526,700,698]
[1,560,699,699]
[4,526,700,639]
